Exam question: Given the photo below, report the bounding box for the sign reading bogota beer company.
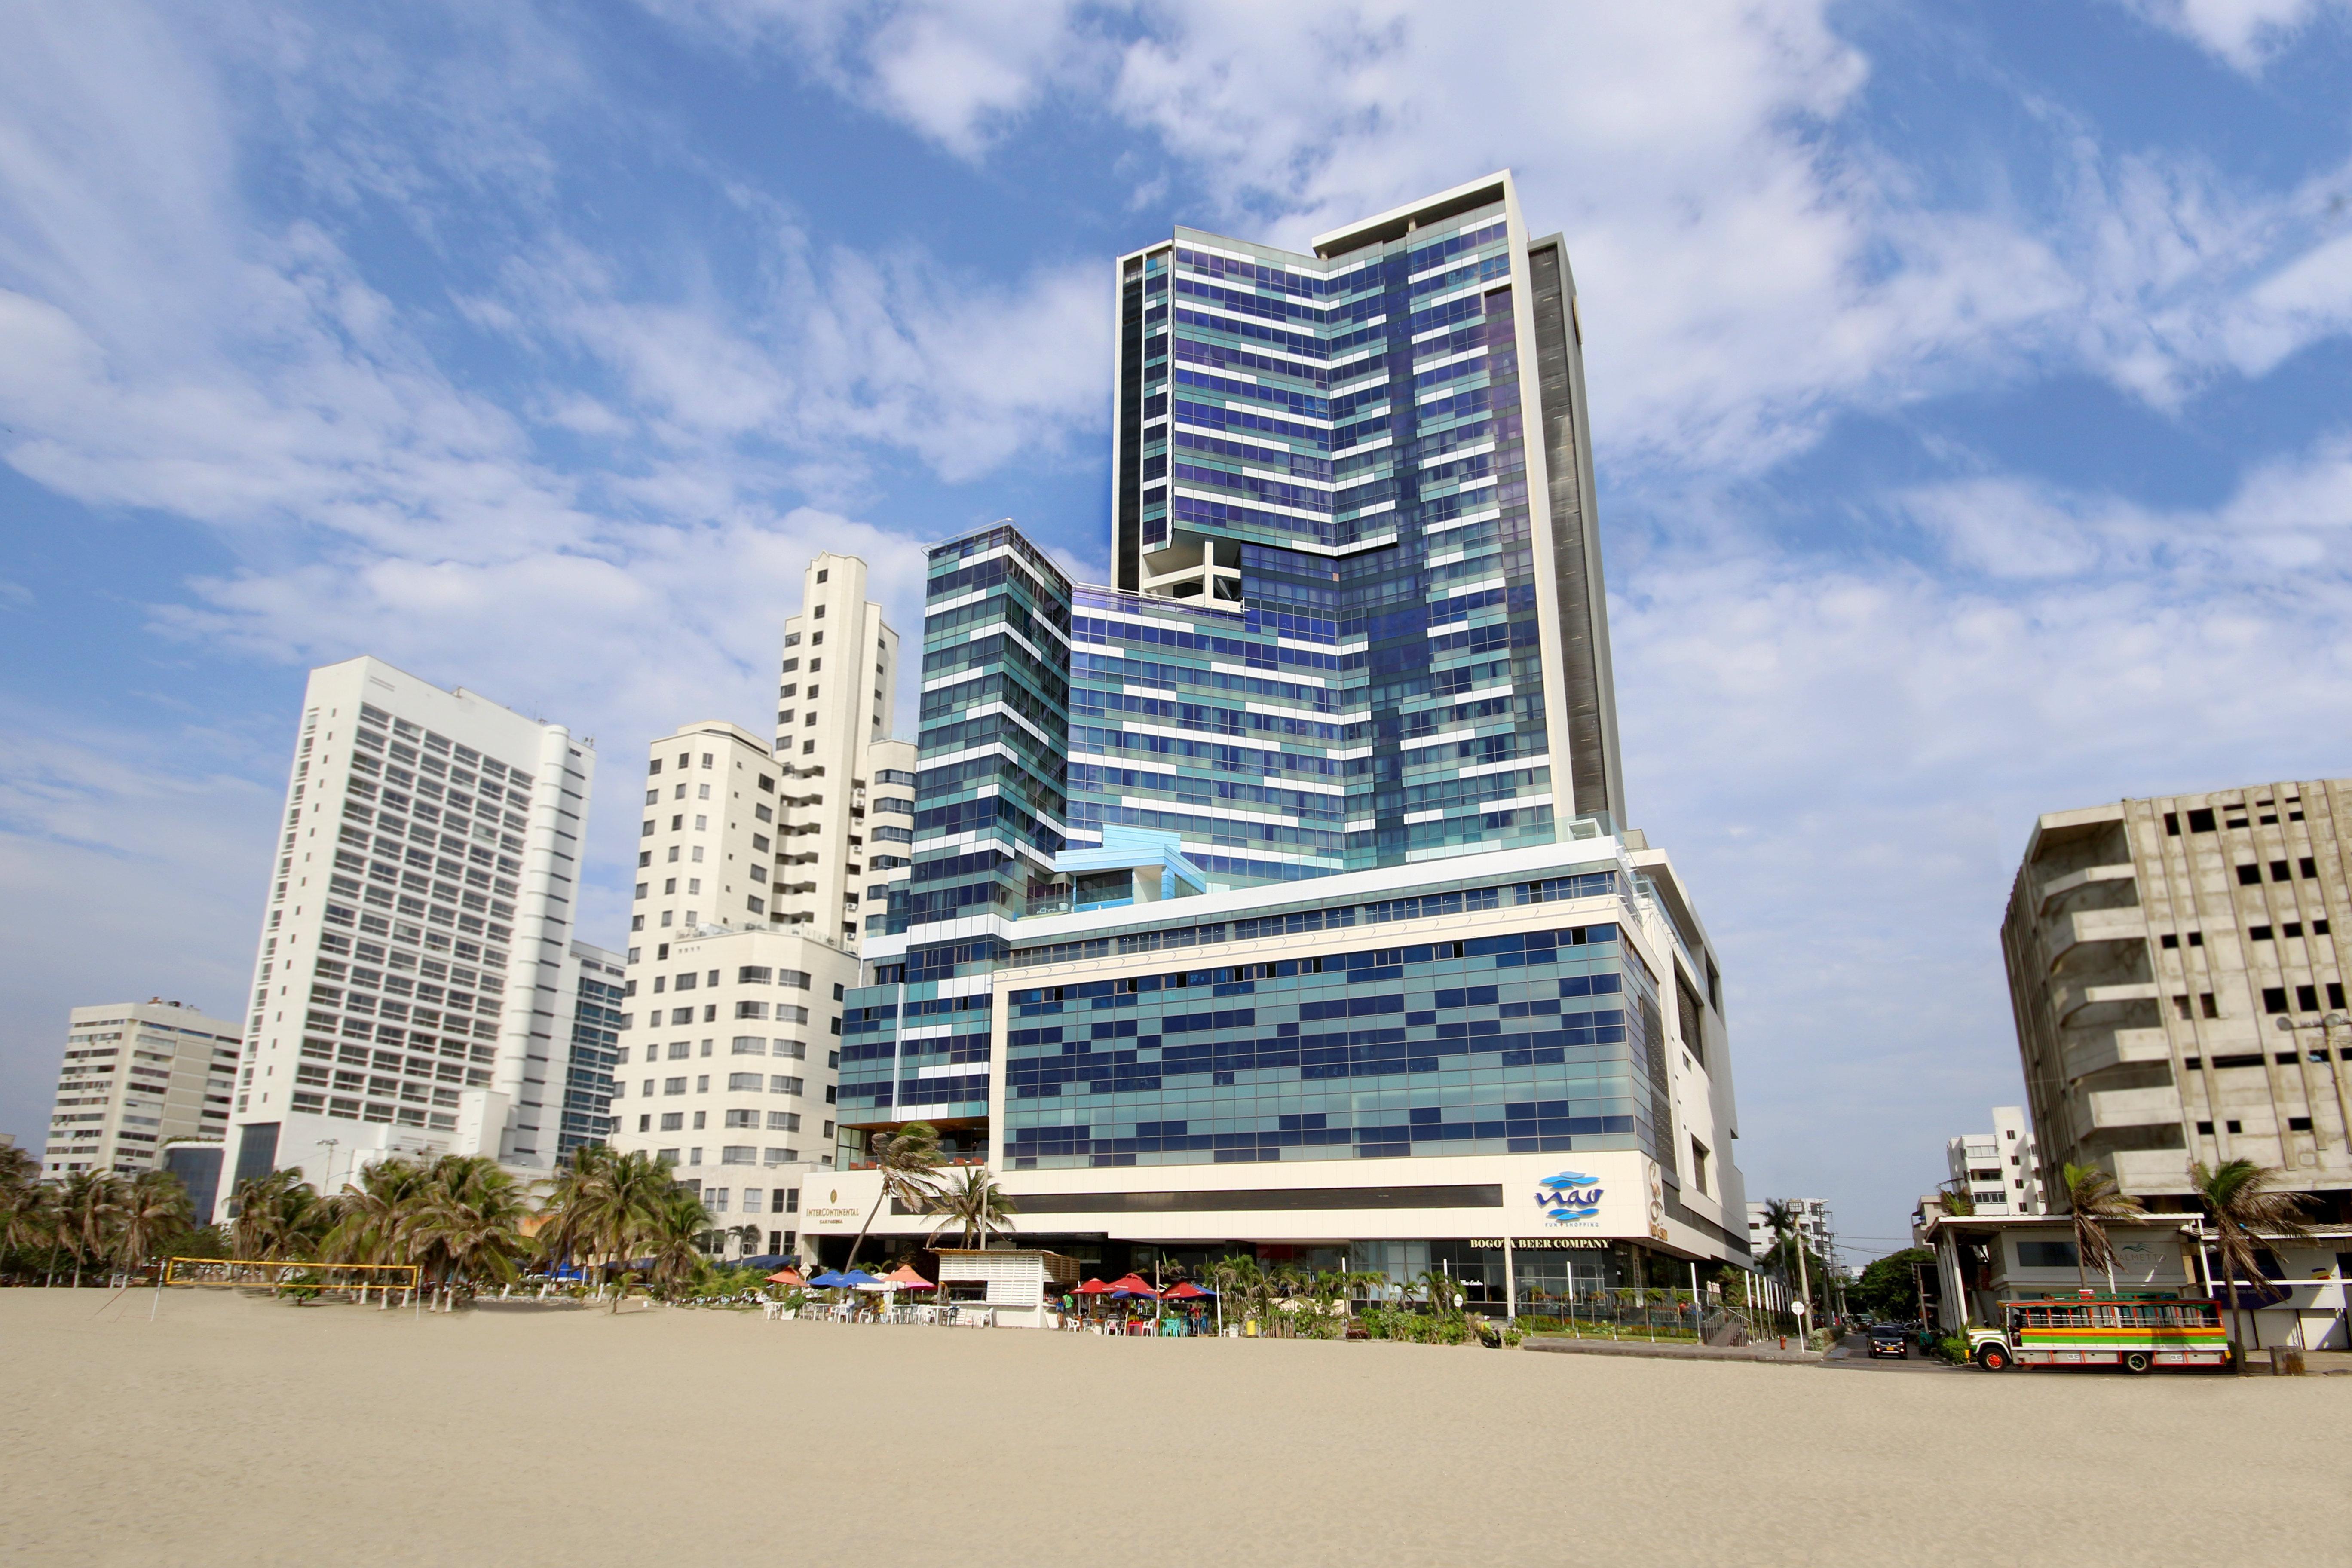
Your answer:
[1471,1238,1611,1250]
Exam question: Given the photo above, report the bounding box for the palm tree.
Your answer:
[842,1121,944,1270]
[407,1156,535,1305]
[112,1170,194,1274]
[539,1146,676,1309]
[2058,1162,2145,1292]
[1761,1198,1813,1322]
[1,1176,62,1286]
[1415,1267,1467,1320]
[2193,1159,2315,1375]
[58,1171,127,1287]
[924,1166,1017,1251]
[643,1184,713,1299]
[229,1169,330,1272]
[323,1157,434,1271]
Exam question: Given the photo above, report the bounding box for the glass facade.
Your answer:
[842,183,1680,1196]
[1002,910,1660,1171]
[558,965,624,1155]
[1111,188,1613,870]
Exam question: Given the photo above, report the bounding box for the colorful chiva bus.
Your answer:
[1966,1292,2230,1372]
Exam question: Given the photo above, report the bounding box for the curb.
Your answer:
[1521,1335,1826,1365]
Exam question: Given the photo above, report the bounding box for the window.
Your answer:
[2226,1120,2242,1133]
[707,1188,729,1213]
[641,820,655,837]
[816,568,828,583]
[2189,931,2204,946]
[665,1041,687,1060]
[2289,1116,2313,1131]
[638,1115,651,1132]
[2197,1121,2214,1135]
[696,1075,710,1092]
[742,1188,764,1214]
[731,1037,766,1056]
[2163,811,2179,836]
[2171,995,2191,1019]
[692,1110,707,1128]
[2250,925,2274,941]
[648,759,662,776]
[2186,807,2216,833]
[2271,860,2291,881]
[724,1109,758,1128]
[2299,856,2318,878]
[2017,1240,2078,1268]
[2284,922,2304,938]
[2160,933,2178,949]
[2331,983,2346,1010]
[2237,864,2262,885]
[783,1188,800,1213]
[659,1112,683,1130]
[768,1111,799,1131]
[2200,993,2219,1019]
[770,1075,803,1096]
[664,1077,686,1095]
[727,1073,763,1091]
[2263,987,2288,1014]
[2298,984,2319,1012]
[813,605,826,619]
[722,1146,756,1165]
[735,1001,768,1020]
[739,966,773,985]
[670,1006,691,1023]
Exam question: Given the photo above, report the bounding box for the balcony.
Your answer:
[2079,1085,2181,1132]
[2053,979,2158,1026]
[2036,863,2135,916]
[2061,1026,2172,1081]
[2044,907,2147,970]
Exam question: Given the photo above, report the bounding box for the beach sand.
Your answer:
[4,1288,2342,1567]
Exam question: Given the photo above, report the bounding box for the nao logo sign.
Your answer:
[1536,1171,1604,1225]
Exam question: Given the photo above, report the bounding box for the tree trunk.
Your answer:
[2226,1271,2246,1376]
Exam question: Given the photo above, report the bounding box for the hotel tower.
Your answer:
[676,175,1747,1308]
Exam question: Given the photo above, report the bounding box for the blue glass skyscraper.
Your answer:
[832,175,1749,1307]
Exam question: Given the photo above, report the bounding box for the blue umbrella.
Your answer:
[838,1268,882,1287]
[808,1270,851,1289]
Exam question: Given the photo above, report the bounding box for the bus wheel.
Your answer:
[2122,1351,2152,1375]
[1976,1344,2010,1372]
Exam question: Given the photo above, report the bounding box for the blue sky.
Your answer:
[4,0,2350,1256]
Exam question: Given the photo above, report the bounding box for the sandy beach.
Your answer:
[4,1289,2343,1567]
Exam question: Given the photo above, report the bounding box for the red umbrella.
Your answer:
[1106,1273,1159,1298]
[1073,1278,1116,1295]
[766,1268,805,1287]
[1164,1281,1207,1299]
[882,1263,934,1289]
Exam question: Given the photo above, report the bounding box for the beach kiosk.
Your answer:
[932,1249,1082,1328]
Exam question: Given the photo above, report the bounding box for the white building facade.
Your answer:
[215,656,596,1215]
[1946,1104,2044,1216]
[42,999,241,1177]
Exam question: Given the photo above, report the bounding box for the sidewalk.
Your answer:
[1522,1335,1825,1365]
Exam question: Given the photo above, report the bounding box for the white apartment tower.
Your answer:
[43,999,242,1176]
[1945,1105,2044,1216]
[610,719,861,1240]
[772,552,903,949]
[217,656,596,1214]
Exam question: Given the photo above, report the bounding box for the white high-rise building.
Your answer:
[42,999,242,1176]
[1946,1105,2043,1216]
[600,557,912,1257]
[217,656,596,1215]
[1746,1197,1831,1262]
[609,718,862,1252]
[770,552,902,950]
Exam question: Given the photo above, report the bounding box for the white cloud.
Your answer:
[0,707,283,1150]
[1617,437,2352,1221]
[2119,0,2352,71]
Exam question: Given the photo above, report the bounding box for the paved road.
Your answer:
[1821,1329,1966,1374]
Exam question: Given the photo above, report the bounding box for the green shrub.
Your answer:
[1937,1335,1970,1364]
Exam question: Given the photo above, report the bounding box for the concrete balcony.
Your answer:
[2037,862,2136,916]
[2053,979,2159,1025]
[2110,1148,2194,1195]
[2044,906,2148,970]
[2079,1085,2181,1131]
[2061,1026,2172,1082]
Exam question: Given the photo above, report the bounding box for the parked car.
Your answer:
[1866,1323,1909,1359]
